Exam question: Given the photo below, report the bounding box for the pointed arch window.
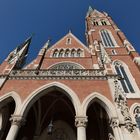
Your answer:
[77,49,82,57]
[100,30,116,47]
[59,49,64,57]
[114,62,135,93]
[101,20,107,26]
[111,49,117,55]
[65,49,70,57]
[92,19,99,26]
[52,48,84,58]
[53,49,59,57]
[94,21,99,26]
[71,49,76,57]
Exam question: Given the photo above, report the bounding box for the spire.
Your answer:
[87,6,94,17]
[88,6,94,13]
[37,39,51,70]
[43,39,51,49]
[38,39,51,55]
[86,6,104,18]
[7,36,32,69]
[17,36,32,56]
[99,42,111,64]
[68,29,72,34]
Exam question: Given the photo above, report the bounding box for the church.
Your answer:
[0,6,140,140]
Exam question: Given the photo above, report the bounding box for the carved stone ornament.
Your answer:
[10,115,25,127]
[75,116,88,127]
[108,133,116,140]
[7,68,111,81]
[49,62,83,70]
[114,80,135,133]
[110,118,119,128]
[133,106,140,128]
[134,106,140,118]
[124,120,135,133]
[89,44,95,55]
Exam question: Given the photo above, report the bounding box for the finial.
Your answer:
[68,29,72,33]
[24,33,34,43]
[88,6,93,12]
[43,38,51,49]
[86,6,94,17]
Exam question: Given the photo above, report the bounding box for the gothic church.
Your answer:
[0,6,140,140]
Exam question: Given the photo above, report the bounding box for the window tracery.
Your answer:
[114,61,135,93]
[100,29,117,47]
[49,62,83,69]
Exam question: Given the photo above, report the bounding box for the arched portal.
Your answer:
[82,93,116,140]
[16,87,77,140]
[0,97,16,140]
[86,102,113,140]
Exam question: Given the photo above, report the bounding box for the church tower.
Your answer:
[0,6,140,140]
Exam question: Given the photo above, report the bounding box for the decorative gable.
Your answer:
[45,32,90,58]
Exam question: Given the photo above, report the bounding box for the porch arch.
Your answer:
[82,92,117,118]
[0,91,21,114]
[20,82,81,117]
[82,92,119,140]
[0,92,17,140]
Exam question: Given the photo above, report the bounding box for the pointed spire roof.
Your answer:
[87,6,94,16]
[37,39,51,70]
[17,36,32,54]
[7,36,32,69]
[86,6,105,18]
[88,6,94,13]
[69,29,72,33]
[43,39,51,49]
[15,36,32,69]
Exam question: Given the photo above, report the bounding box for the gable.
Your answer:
[45,32,90,58]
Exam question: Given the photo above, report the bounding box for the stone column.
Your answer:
[6,115,25,140]
[75,116,88,140]
[110,118,123,140]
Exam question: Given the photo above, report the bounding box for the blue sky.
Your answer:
[0,0,140,64]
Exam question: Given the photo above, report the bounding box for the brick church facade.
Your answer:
[0,7,140,140]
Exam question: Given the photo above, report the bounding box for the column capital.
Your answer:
[110,118,119,128]
[75,116,88,127]
[10,115,25,127]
